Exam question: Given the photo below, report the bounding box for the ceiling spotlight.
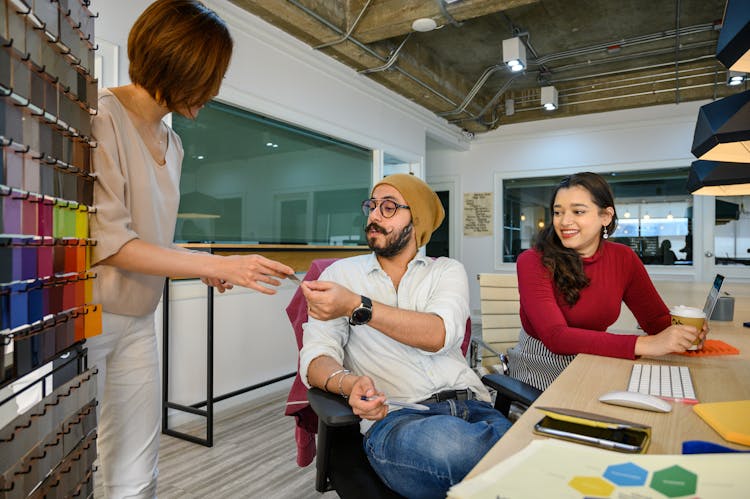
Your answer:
[412,18,437,32]
[541,86,558,111]
[727,71,746,86]
[503,37,526,73]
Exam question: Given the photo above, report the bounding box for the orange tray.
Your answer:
[678,339,739,357]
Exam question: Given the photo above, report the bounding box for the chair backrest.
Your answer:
[477,273,521,363]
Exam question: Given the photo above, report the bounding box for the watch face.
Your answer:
[351,307,372,325]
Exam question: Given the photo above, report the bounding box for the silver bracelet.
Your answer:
[338,372,353,399]
[324,368,349,392]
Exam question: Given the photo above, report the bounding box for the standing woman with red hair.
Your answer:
[88,2,293,497]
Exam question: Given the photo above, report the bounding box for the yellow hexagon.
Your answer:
[569,476,616,496]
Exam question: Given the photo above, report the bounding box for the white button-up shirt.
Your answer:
[299,253,490,432]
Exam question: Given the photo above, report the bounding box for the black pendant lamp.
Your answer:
[688,1,750,194]
[717,0,750,72]
[688,160,750,195]
[691,89,750,162]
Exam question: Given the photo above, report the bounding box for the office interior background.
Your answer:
[88,0,750,419]
[2,2,744,495]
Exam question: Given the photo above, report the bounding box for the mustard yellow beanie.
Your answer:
[372,174,445,247]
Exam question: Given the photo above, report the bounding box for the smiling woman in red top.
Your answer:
[510,172,707,391]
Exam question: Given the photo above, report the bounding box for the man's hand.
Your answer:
[348,375,388,421]
[301,280,361,321]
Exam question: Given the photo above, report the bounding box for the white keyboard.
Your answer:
[627,364,698,403]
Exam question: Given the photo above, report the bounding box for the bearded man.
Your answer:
[299,174,512,499]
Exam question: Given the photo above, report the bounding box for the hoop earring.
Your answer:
[602,226,609,239]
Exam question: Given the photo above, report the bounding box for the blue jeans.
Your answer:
[363,400,512,499]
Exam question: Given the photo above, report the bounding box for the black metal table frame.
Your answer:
[161,278,294,447]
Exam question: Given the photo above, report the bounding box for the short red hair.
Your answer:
[128,0,233,113]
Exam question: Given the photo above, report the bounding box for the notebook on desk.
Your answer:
[693,400,750,446]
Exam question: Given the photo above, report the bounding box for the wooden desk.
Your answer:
[468,318,750,479]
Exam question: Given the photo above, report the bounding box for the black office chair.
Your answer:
[306,371,542,498]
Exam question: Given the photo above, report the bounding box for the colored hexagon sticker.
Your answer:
[650,465,697,497]
[569,476,615,497]
[604,462,648,486]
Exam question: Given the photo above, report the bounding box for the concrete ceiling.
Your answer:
[229,0,744,135]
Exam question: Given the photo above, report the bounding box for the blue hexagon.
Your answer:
[604,462,648,486]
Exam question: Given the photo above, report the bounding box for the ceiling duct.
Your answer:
[716,0,750,72]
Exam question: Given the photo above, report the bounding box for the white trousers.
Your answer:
[86,312,160,499]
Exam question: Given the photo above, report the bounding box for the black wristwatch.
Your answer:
[349,296,373,325]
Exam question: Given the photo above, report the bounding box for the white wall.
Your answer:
[93,0,468,416]
[427,101,708,319]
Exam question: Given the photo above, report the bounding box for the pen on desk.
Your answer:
[361,396,429,411]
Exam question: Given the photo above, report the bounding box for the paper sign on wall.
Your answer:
[464,193,493,236]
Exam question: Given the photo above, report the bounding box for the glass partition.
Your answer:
[502,169,693,265]
[172,101,372,244]
[714,195,750,267]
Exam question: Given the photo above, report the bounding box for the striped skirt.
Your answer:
[507,329,576,391]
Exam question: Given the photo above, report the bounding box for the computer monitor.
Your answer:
[703,274,725,320]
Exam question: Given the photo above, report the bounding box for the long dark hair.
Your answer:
[533,172,618,305]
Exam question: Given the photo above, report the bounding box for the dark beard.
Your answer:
[367,222,414,257]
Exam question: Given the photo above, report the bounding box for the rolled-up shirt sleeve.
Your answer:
[299,316,350,389]
[421,258,470,355]
[89,109,139,265]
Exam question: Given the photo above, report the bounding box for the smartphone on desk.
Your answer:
[532,407,650,454]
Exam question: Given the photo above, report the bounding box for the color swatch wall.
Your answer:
[1,1,101,496]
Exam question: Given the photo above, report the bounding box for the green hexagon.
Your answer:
[569,476,615,497]
[650,465,697,497]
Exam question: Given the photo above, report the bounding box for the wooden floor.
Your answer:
[94,389,337,498]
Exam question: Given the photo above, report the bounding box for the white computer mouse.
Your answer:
[598,391,673,413]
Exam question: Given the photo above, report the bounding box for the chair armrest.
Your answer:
[307,388,361,427]
[481,373,542,408]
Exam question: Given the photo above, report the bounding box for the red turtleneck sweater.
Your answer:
[517,241,671,359]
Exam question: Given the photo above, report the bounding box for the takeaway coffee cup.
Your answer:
[670,305,706,351]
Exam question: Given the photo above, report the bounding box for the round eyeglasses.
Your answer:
[361,199,410,218]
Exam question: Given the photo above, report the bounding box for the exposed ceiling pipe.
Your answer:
[359,33,413,74]
[436,0,462,28]
[314,0,372,50]
[520,81,722,111]
[448,79,722,128]
[437,64,504,116]
[534,23,715,65]
[549,41,716,74]
[476,74,523,123]
[288,0,459,108]
[551,55,719,85]
[440,42,715,121]
[440,22,716,122]
[558,61,722,92]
